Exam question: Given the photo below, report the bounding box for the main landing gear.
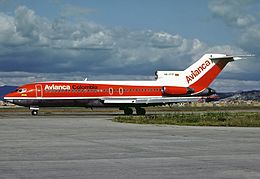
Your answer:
[30,106,39,116]
[123,107,133,115]
[120,107,146,115]
[135,107,146,115]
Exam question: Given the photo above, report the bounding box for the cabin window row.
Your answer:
[44,88,161,93]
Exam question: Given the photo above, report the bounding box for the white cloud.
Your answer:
[0,71,154,86]
[208,0,260,82]
[209,0,257,27]
[209,0,260,55]
[0,5,258,92]
[0,12,28,45]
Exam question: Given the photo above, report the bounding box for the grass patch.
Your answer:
[113,112,260,127]
[146,105,260,112]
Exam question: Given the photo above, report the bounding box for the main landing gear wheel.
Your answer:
[136,107,146,115]
[31,110,38,116]
[123,108,133,115]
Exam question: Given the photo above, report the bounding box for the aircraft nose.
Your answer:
[3,92,16,102]
[4,92,13,97]
[4,99,14,103]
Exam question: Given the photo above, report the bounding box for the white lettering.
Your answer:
[44,84,70,90]
[186,60,211,84]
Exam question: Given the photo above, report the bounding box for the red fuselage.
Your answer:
[4,81,199,108]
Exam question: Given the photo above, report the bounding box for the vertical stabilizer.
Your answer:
[184,54,242,93]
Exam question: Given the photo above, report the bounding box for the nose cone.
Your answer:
[3,92,16,103]
[0,85,18,101]
[4,92,15,97]
[4,99,14,103]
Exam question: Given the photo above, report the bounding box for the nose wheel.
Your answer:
[30,106,39,116]
[31,110,38,116]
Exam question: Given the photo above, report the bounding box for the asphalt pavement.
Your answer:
[0,114,259,179]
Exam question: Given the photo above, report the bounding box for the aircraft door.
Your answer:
[35,84,43,97]
[109,88,113,95]
[119,87,123,95]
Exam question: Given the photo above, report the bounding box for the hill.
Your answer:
[218,90,260,102]
[0,85,18,100]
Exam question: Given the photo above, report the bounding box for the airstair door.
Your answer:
[35,84,43,98]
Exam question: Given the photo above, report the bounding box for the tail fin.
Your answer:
[184,54,253,93]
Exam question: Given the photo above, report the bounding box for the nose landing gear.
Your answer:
[30,106,39,116]
[31,110,38,116]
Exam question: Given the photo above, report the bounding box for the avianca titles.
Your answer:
[4,53,252,115]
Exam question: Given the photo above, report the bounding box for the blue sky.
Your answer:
[0,0,259,91]
[0,0,234,44]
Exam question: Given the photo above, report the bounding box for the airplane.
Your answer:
[4,53,252,115]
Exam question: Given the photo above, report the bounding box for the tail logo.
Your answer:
[186,60,211,84]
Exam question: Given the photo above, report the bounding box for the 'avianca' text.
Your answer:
[186,60,211,84]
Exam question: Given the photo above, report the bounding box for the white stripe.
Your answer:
[4,96,161,100]
[4,96,201,100]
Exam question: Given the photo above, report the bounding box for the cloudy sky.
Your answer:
[0,0,259,92]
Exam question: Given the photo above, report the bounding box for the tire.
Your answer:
[136,107,146,115]
[31,110,38,116]
[123,108,133,115]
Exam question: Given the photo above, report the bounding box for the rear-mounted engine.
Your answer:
[161,86,194,96]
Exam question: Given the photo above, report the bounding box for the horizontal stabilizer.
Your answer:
[209,54,255,61]
[233,54,255,61]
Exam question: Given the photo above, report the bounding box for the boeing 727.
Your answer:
[4,54,251,115]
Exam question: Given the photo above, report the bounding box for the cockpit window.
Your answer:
[16,88,27,93]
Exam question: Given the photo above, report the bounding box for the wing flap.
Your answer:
[136,97,201,104]
[103,99,136,104]
[103,97,201,104]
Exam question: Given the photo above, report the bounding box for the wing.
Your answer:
[102,96,203,105]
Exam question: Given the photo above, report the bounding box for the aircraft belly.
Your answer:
[12,99,105,107]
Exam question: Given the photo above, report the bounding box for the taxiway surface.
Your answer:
[0,114,260,179]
